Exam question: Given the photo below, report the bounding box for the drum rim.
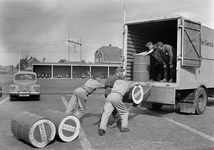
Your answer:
[132,85,144,104]
[28,119,56,148]
[58,115,80,142]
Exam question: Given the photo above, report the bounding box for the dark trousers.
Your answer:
[168,63,176,81]
[153,63,167,81]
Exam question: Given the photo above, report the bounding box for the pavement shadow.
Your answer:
[12,135,56,148]
[82,105,178,123]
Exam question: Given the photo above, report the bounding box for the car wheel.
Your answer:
[34,95,40,101]
[36,95,40,101]
[10,96,15,101]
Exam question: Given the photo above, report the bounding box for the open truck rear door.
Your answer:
[181,19,201,67]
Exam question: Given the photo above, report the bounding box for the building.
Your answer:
[94,44,122,63]
[27,56,40,68]
[23,56,40,71]
[0,65,16,72]
[32,63,120,79]
[32,45,123,79]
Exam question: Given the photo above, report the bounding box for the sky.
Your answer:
[0,0,213,66]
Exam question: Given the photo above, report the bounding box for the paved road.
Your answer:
[1,76,214,150]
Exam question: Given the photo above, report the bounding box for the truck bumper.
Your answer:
[139,83,176,106]
[9,92,40,97]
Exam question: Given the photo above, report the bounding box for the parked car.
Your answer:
[9,71,40,101]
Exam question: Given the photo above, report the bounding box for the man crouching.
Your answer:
[98,76,137,136]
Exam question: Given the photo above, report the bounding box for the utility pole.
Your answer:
[68,33,70,62]
[122,0,126,56]
[122,0,127,74]
[18,42,20,72]
[80,37,82,62]
[68,39,82,62]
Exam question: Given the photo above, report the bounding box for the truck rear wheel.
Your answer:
[195,87,207,115]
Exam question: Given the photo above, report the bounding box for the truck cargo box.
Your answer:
[123,15,214,114]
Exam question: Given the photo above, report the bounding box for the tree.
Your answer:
[58,59,67,63]
[81,59,86,63]
[43,57,46,62]
[16,58,28,71]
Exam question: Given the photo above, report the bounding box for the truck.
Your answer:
[123,15,214,115]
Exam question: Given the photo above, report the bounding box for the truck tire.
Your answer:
[195,87,207,115]
[148,104,163,111]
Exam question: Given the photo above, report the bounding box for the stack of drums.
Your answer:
[39,109,80,142]
[133,54,150,82]
[11,111,56,148]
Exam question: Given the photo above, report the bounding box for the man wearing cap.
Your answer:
[98,76,137,136]
[66,74,105,120]
[93,66,125,125]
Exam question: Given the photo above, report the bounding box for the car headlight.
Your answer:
[11,85,16,90]
[34,85,39,90]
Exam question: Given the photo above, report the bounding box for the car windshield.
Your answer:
[15,74,36,81]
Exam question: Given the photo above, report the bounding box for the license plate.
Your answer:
[20,94,29,97]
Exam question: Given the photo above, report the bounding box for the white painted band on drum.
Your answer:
[29,119,56,148]
[39,122,47,143]
[132,85,144,104]
[58,115,80,142]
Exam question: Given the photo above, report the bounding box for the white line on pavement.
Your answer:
[0,97,9,105]
[79,127,95,150]
[207,107,214,111]
[145,108,214,142]
[60,96,95,150]
[61,96,69,111]
[164,116,214,142]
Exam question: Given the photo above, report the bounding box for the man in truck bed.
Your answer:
[139,42,168,82]
[156,42,176,83]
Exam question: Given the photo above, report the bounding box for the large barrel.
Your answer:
[133,54,150,82]
[123,85,144,104]
[39,109,80,142]
[11,111,56,148]
[123,85,151,104]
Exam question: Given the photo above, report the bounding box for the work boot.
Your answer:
[98,129,105,136]
[160,79,167,82]
[148,79,154,82]
[120,127,130,132]
[169,79,173,83]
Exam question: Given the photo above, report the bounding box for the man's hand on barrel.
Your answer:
[134,82,140,86]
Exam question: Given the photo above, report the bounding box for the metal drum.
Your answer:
[123,85,144,104]
[133,54,150,82]
[11,111,56,148]
[123,85,152,104]
[39,109,80,142]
